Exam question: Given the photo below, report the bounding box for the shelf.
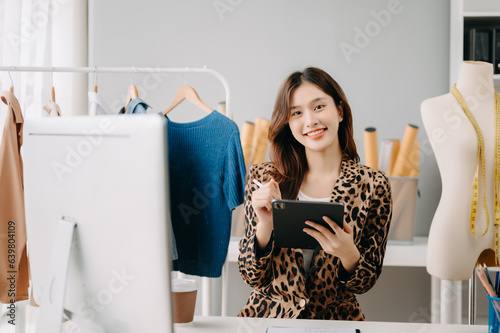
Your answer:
[384,236,427,267]
[227,236,428,268]
[450,2,500,87]
[464,11,500,17]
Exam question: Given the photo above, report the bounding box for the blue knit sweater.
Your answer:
[166,111,246,277]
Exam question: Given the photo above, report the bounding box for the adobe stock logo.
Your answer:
[76,268,136,321]
[213,0,243,21]
[339,0,404,64]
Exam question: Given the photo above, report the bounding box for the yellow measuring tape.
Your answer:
[451,85,500,261]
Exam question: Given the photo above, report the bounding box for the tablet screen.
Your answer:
[272,199,344,249]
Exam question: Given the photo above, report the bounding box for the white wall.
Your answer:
[89,0,450,238]
[89,0,452,322]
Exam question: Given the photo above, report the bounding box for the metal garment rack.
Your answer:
[0,65,231,316]
[0,65,232,118]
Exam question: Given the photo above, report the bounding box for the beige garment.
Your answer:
[0,90,29,303]
[43,101,62,117]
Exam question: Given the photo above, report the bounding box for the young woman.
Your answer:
[238,67,392,320]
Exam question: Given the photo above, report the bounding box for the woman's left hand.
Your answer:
[303,217,360,274]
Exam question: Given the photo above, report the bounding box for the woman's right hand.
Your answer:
[251,178,281,250]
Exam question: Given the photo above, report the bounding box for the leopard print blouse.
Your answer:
[237,159,392,320]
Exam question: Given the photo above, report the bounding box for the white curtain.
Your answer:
[0,0,88,138]
[0,0,88,318]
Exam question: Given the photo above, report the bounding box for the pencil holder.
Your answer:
[487,294,500,333]
[387,176,418,244]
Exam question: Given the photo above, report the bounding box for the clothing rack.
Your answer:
[0,65,232,118]
[0,65,231,317]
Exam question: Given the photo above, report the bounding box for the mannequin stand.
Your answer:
[440,280,462,324]
[469,270,476,325]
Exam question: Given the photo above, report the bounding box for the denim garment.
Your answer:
[119,97,151,114]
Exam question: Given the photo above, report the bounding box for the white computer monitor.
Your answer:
[23,115,173,333]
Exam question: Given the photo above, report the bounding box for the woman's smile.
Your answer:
[304,128,327,140]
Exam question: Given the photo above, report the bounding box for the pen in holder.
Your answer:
[487,294,500,333]
[477,265,500,332]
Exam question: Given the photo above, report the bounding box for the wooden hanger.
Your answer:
[49,67,55,102]
[93,69,98,93]
[124,84,138,111]
[8,70,13,93]
[162,85,212,115]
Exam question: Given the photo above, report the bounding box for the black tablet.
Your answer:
[272,199,344,249]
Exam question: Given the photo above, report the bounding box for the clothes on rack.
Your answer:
[0,90,29,303]
[167,110,246,278]
[118,98,150,114]
[43,101,62,117]
[88,91,113,115]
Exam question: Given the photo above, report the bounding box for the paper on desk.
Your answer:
[266,327,359,333]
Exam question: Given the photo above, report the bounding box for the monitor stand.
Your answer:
[35,218,76,333]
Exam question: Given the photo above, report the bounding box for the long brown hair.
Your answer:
[268,67,359,199]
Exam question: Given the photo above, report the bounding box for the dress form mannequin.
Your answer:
[421,61,497,281]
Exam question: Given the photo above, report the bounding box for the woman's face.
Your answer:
[288,81,343,153]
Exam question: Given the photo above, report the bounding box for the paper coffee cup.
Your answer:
[172,279,198,324]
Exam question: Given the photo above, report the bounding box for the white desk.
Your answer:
[0,311,488,333]
[176,315,486,333]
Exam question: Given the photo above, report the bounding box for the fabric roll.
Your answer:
[250,118,270,166]
[0,90,29,303]
[363,127,378,169]
[386,140,400,176]
[408,140,420,177]
[408,169,420,177]
[392,124,419,177]
[240,121,255,169]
